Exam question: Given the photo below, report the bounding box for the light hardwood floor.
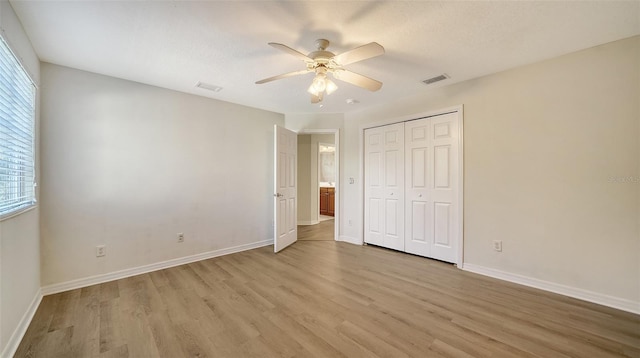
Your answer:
[16,231,640,357]
[298,219,334,241]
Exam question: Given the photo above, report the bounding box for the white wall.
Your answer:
[285,113,344,133]
[0,1,41,356]
[40,63,284,287]
[343,36,640,310]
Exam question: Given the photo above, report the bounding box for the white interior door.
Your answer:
[364,123,405,251]
[429,113,459,262]
[405,117,432,257]
[274,125,297,253]
[405,113,459,263]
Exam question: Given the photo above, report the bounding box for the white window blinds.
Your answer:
[0,36,36,217]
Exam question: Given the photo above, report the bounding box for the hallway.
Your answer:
[298,220,334,241]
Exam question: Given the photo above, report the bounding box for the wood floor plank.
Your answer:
[98,344,128,358]
[47,290,81,333]
[117,305,160,358]
[99,299,126,354]
[13,293,60,357]
[67,289,100,357]
[15,221,640,357]
[298,219,335,241]
[262,308,348,358]
[98,281,120,302]
[337,319,411,358]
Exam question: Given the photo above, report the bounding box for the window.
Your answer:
[0,36,36,218]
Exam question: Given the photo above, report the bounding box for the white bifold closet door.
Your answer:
[404,113,459,262]
[365,112,460,264]
[364,122,405,251]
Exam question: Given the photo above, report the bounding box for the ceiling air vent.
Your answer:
[422,74,449,85]
[195,81,223,92]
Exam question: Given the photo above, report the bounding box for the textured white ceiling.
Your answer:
[9,1,640,114]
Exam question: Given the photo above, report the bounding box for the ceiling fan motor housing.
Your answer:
[308,39,336,65]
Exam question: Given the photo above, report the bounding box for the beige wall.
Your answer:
[39,63,284,287]
[343,36,640,308]
[297,135,312,223]
[0,1,41,356]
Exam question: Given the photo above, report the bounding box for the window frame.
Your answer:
[0,34,37,221]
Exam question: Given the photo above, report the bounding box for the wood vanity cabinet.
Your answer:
[320,187,335,217]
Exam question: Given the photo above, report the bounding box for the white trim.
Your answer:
[359,105,463,132]
[41,239,272,296]
[318,141,336,220]
[456,106,464,268]
[297,220,319,226]
[1,289,42,358]
[0,30,38,88]
[357,124,365,245]
[338,235,362,245]
[0,204,37,222]
[463,263,640,315]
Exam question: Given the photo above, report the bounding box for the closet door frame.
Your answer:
[359,105,465,268]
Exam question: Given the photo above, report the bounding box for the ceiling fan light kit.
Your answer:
[307,71,338,96]
[256,39,384,104]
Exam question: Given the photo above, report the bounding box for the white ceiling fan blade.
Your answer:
[333,70,382,91]
[269,43,313,62]
[332,42,384,66]
[255,69,310,84]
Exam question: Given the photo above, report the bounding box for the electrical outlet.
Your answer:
[177,233,184,243]
[493,240,502,252]
[348,219,353,226]
[96,245,106,257]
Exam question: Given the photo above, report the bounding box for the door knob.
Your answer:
[274,193,284,197]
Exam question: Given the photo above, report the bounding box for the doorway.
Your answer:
[296,130,339,241]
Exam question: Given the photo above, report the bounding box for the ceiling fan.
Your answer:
[255,39,385,103]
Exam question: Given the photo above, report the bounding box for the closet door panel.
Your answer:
[405,118,432,257]
[434,202,451,246]
[434,145,451,189]
[384,123,404,250]
[365,123,405,250]
[429,113,459,263]
[364,128,385,246]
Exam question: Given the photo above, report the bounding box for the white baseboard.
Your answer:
[338,235,362,245]
[1,289,42,358]
[463,263,640,315]
[41,239,273,296]
[297,220,319,226]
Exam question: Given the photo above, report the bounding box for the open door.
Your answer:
[274,125,297,252]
